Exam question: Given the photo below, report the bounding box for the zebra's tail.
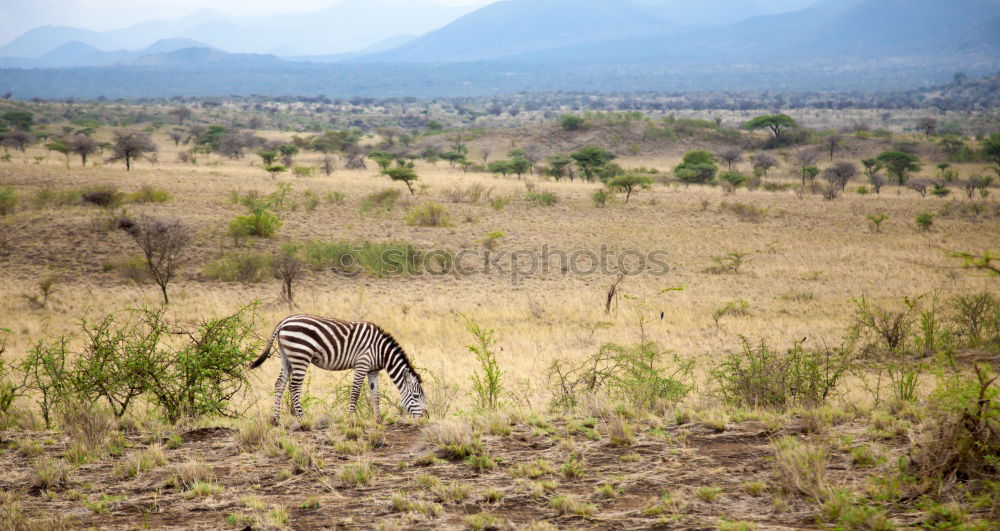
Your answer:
[249,324,280,370]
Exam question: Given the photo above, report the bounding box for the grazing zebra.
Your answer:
[249,314,425,423]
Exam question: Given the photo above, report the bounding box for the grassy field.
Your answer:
[0,121,998,529]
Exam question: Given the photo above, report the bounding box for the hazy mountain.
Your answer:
[0,10,224,58]
[365,0,675,62]
[0,38,213,68]
[363,0,1000,64]
[0,0,478,59]
[126,47,282,67]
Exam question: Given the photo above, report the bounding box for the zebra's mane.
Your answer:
[373,324,422,383]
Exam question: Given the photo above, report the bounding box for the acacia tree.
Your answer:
[382,166,418,194]
[751,152,779,178]
[794,147,822,186]
[167,106,193,125]
[45,139,72,167]
[876,151,921,185]
[915,117,938,137]
[823,161,858,191]
[107,130,158,171]
[717,147,743,171]
[674,150,717,185]
[122,217,190,304]
[68,135,98,166]
[571,146,617,181]
[546,155,573,181]
[607,174,653,203]
[744,114,797,138]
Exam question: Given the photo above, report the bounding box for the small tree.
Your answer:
[488,160,514,178]
[382,166,419,195]
[795,147,822,186]
[869,174,888,195]
[167,106,193,125]
[607,174,653,203]
[866,213,888,233]
[107,130,157,171]
[744,114,797,138]
[546,155,573,181]
[719,171,748,191]
[751,152,779,178]
[825,134,843,161]
[915,213,934,231]
[257,150,278,165]
[264,165,287,179]
[823,161,858,191]
[877,151,921,185]
[66,134,97,167]
[45,139,72,167]
[717,147,743,171]
[674,150,717,185]
[479,147,491,165]
[278,145,299,167]
[273,245,303,307]
[510,156,532,179]
[560,114,585,131]
[122,217,191,304]
[571,146,616,181]
[915,117,937,137]
[982,133,1000,177]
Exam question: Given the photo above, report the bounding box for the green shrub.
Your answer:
[525,191,557,206]
[293,166,315,177]
[549,340,693,413]
[205,252,273,283]
[303,240,429,277]
[711,337,852,410]
[360,188,401,214]
[405,202,453,227]
[0,186,19,215]
[230,210,281,239]
[465,317,503,411]
[591,188,613,208]
[916,212,934,231]
[128,186,170,204]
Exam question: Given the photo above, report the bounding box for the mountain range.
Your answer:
[0,0,997,98]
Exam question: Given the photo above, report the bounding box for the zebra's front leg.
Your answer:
[367,372,381,422]
[287,367,308,419]
[348,368,367,415]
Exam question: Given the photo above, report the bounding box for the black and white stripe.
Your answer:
[249,314,425,422]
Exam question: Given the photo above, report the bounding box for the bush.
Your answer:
[591,188,613,208]
[916,212,934,231]
[405,202,453,227]
[560,114,585,131]
[0,186,18,216]
[230,210,281,239]
[711,337,852,410]
[128,186,170,204]
[912,366,999,495]
[773,436,828,500]
[549,341,693,413]
[360,188,401,214]
[205,252,273,283]
[303,240,430,277]
[81,186,124,208]
[526,190,557,206]
[465,317,503,411]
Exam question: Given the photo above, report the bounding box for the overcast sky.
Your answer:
[0,0,491,44]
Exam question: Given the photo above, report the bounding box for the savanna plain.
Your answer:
[0,96,998,529]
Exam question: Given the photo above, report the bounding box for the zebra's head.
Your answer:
[401,370,425,417]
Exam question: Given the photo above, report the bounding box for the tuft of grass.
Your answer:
[561,455,586,479]
[166,460,215,490]
[550,495,596,517]
[512,459,554,479]
[695,486,722,503]
[113,445,166,479]
[424,421,480,459]
[184,481,224,499]
[595,483,620,498]
[606,415,635,447]
[465,512,503,530]
[390,492,443,516]
[743,480,767,497]
[31,458,70,491]
[431,480,471,504]
[13,439,44,458]
[299,496,321,509]
[483,488,504,504]
[235,417,279,453]
[526,190,558,206]
[465,453,498,472]
[339,460,375,487]
[204,252,272,283]
[773,436,828,500]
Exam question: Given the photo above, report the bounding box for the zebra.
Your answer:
[249,314,425,423]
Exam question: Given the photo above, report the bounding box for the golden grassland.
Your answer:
[1,127,999,529]
[0,131,996,410]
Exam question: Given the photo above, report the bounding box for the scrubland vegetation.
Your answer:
[0,92,998,528]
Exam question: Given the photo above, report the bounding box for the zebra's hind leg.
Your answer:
[287,365,308,419]
[272,362,289,426]
[367,372,381,422]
